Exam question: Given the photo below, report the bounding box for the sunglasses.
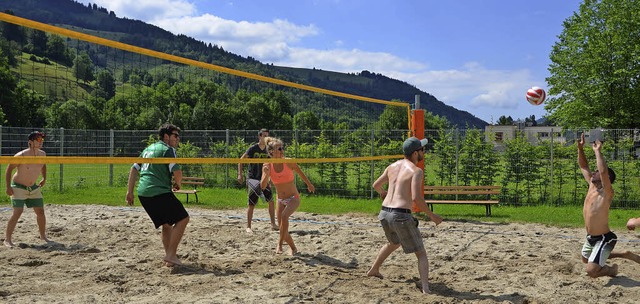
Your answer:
[34,137,44,142]
[277,147,284,151]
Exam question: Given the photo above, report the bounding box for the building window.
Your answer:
[495,132,503,142]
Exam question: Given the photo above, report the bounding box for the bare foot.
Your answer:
[40,236,51,243]
[3,240,14,248]
[609,264,619,277]
[367,269,384,279]
[289,247,299,256]
[271,224,279,231]
[275,246,283,254]
[246,227,253,234]
[163,256,182,267]
[422,288,431,294]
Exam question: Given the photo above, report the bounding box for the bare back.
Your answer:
[381,159,420,210]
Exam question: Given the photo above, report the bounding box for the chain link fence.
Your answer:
[1,126,639,208]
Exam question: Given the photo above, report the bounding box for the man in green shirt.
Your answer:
[126,124,189,267]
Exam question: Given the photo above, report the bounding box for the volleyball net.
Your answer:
[0,13,414,198]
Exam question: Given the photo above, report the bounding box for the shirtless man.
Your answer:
[367,137,443,294]
[578,133,640,277]
[4,131,48,248]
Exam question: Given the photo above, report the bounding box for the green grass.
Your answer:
[1,186,636,230]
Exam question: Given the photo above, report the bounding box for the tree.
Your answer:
[377,103,408,130]
[497,115,514,126]
[28,29,48,57]
[547,0,640,128]
[1,11,26,44]
[294,111,320,130]
[73,51,94,83]
[47,34,71,66]
[95,69,116,100]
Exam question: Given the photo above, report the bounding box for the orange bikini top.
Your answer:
[270,163,294,185]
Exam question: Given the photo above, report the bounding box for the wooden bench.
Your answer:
[174,177,205,204]
[424,185,501,216]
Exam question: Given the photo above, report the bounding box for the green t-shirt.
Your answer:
[134,141,181,197]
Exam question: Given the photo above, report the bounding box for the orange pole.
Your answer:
[411,109,425,212]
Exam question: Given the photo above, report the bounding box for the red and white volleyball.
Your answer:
[526,87,546,106]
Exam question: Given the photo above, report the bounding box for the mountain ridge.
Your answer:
[1,0,487,128]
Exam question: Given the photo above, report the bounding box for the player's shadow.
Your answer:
[429,282,527,302]
[605,276,640,288]
[170,263,237,276]
[21,241,101,253]
[294,252,358,269]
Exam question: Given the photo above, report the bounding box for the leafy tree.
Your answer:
[1,11,26,44]
[0,48,17,122]
[497,115,514,126]
[377,103,408,130]
[95,69,116,100]
[459,128,500,186]
[502,131,544,205]
[432,128,457,185]
[28,29,48,57]
[45,99,98,129]
[547,0,640,128]
[293,111,320,130]
[73,51,95,83]
[46,34,72,66]
[425,111,450,129]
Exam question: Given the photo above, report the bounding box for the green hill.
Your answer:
[0,0,487,128]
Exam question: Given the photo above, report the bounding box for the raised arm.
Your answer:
[592,140,612,193]
[577,133,591,184]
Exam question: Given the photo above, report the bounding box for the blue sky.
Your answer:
[78,0,583,123]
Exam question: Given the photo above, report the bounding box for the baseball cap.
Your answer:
[28,131,45,141]
[402,137,428,155]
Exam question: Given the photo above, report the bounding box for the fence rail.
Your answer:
[1,126,639,209]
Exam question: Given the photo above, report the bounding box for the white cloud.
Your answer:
[85,0,195,20]
[275,48,426,73]
[76,0,544,122]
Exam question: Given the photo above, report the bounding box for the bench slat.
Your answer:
[182,181,205,186]
[174,176,204,204]
[182,177,204,181]
[174,190,197,194]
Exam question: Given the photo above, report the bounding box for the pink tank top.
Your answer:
[270,163,295,185]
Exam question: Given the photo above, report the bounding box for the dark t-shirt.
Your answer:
[246,143,269,180]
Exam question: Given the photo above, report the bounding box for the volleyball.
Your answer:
[526,87,546,106]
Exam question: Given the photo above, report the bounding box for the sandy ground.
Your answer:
[2,204,640,304]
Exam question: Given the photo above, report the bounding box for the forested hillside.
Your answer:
[0,0,487,129]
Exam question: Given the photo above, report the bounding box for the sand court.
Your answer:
[2,204,640,303]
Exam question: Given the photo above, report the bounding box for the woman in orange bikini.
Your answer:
[260,137,315,255]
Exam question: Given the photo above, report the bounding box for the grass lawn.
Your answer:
[1,186,637,230]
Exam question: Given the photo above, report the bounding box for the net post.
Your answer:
[109,129,114,187]
[411,95,425,212]
[59,127,64,192]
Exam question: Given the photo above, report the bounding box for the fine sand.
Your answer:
[2,204,640,303]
